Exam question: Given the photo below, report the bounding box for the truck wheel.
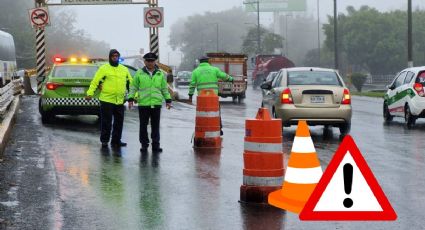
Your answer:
[238,95,243,103]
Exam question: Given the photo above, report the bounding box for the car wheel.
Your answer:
[41,112,54,124]
[339,122,351,136]
[405,105,416,129]
[39,98,53,124]
[383,102,393,122]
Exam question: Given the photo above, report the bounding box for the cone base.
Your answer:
[240,185,281,204]
[268,190,306,214]
[194,137,221,148]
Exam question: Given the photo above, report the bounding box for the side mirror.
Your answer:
[260,82,272,90]
[387,85,395,90]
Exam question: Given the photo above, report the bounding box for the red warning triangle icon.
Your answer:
[299,135,397,221]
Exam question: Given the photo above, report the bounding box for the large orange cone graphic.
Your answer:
[268,120,323,213]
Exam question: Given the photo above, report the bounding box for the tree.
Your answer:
[241,27,283,55]
[46,10,110,63]
[0,0,36,68]
[0,1,109,69]
[169,7,255,70]
[322,6,425,75]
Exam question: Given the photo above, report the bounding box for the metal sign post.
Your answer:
[30,2,49,94]
[146,0,161,61]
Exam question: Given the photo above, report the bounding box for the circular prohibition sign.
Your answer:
[31,8,49,27]
[145,9,162,27]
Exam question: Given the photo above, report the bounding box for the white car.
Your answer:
[384,66,425,128]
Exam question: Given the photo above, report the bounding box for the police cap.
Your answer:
[143,52,158,61]
[199,56,209,63]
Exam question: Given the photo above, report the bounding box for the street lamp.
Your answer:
[207,23,219,52]
[334,0,339,70]
[408,0,413,67]
[284,14,292,57]
[243,1,261,53]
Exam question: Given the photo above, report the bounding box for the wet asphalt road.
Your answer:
[0,86,425,229]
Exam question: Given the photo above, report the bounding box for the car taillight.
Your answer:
[46,82,64,90]
[342,88,351,104]
[281,88,293,104]
[413,83,425,96]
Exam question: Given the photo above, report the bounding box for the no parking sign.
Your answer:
[144,7,164,28]
[28,7,50,28]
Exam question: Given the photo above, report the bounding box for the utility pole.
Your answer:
[333,0,338,70]
[216,23,219,52]
[317,0,320,66]
[243,1,261,54]
[256,0,261,54]
[408,0,413,67]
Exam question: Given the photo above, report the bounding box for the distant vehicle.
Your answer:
[261,67,352,135]
[207,52,248,103]
[0,30,17,86]
[252,55,295,89]
[384,66,425,128]
[39,56,101,124]
[175,71,191,87]
[262,71,278,97]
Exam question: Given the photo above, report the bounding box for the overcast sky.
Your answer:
[47,0,425,66]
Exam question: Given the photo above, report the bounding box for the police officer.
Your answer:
[188,56,233,135]
[86,49,132,148]
[128,52,172,153]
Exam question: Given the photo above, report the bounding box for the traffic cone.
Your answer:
[240,108,284,203]
[268,120,322,213]
[193,89,221,149]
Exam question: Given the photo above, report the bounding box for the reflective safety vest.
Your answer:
[87,63,132,105]
[128,67,171,107]
[189,62,233,96]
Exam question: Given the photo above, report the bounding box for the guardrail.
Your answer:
[0,79,23,118]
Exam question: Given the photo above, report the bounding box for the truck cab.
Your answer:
[207,53,248,103]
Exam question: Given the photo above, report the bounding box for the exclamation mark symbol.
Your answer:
[343,163,354,208]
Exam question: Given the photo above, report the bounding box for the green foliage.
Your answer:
[0,2,109,69]
[241,27,283,55]
[322,6,425,74]
[169,7,255,70]
[46,10,110,64]
[350,72,368,92]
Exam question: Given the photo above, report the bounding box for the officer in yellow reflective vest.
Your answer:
[188,56,233,135]
[128,52,172,153]
[86,49,132,148]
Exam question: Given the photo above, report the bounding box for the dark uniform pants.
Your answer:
[100,101,124,144]
[138,106,161,149]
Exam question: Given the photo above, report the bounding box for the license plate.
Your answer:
[223,83,232,89]
[311,96,325,103]
[71,87,85,94]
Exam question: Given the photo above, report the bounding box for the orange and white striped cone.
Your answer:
[268,120,322,213]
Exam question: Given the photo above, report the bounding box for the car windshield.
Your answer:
[178,71,191,79]
[287,71,342,86]
[53,65,98,78]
